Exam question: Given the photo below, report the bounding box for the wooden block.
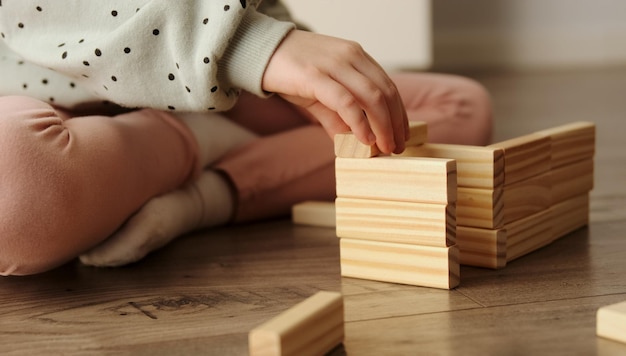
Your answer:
[335,197,455,247]
[502,171,552,225]
[505,208,552,262]
[334,132,380,158]
[335,156,457,204]
[551,193,589,240]
[292,201,336,228]
[534,121,596,168]
[457,226,506,269]
[457,187,504,229]
[340,239,460,289]
[248,291,344,356]
[405,121,428,146]
[551,159,594,205]
[398,143,504,189]
[489,134,551,186]
[597,300,626,344]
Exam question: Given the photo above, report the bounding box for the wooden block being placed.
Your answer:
[457,187,504,229]
[340,239,460,289]
[292,201,336,228]
[398,143,504,189]
[335,156,457,204]
[249,291,344,356]
[334,132,380,158]
[335,197,455,247]
[489,134,551,186]
[535,121,596,168]
[551,193,589,240]
[457,226,506,269]
[551,159,594,205]
[502,171,552,225]
[405,121,428,146]
[505,208,552,262]
[597,300,626,344]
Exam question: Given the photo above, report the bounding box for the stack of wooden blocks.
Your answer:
[334,122,460,290]
[400,121,595,269]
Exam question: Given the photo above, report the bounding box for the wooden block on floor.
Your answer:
[457,226,506,269]
[551,193,590,240]
[335,156,457,204]
[551,159,594,205]
[292,201,336,228]
[535,121,596,168]
[488,134,551,186]
[335,197,455,247]
[397,143,504,189]
[505,208,552,262]
[340,239,460,289]
[502,171,552,225]
[597,300,626,344]
[248,291,344,356]
[457,187,504,229]
[334,132,380,158]
[405,121,428,146]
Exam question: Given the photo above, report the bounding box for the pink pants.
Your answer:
[0,72,492,275]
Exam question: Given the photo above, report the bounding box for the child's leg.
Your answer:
[0,96,199,275]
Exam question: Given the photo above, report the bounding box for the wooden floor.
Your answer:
[2,67,626,356]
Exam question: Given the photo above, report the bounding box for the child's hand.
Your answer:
[262,30,409,154]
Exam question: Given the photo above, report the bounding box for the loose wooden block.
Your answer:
[340,239,460,289]
[405,121,428,146]
[398,143,504,189]
[502,171,552,225]
[597,300,626,344]
[292,201,336,228]
[489,134,551,186]
[335,156,457,204]
[335,197,455,247]
[457,187,504,229]
[248,291,344,356]
[551,159,594,205]
[551,193,589,240]
[456,226,506,269]
[334,132,381,158]
[505,208,552,262]
[535,121,596,168]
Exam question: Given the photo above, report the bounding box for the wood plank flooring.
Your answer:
[2,67,626,355]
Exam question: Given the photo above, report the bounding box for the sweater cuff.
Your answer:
[219,10,295,97]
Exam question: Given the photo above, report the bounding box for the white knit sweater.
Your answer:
[0,0,295,112]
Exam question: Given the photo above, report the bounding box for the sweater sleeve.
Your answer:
[0,0,294,112]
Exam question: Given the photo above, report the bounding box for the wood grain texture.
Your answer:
[334,132,381,158]
[405,121,428,147]
[597,300,626,344]
[551,159,594,205]
[340,239,460,290]
[535,121,596,168]
[551,193,589,240]
[489,134,551,186]
[335,197,455,247]
[502,171,552,225]
[335,156,457,204]
[457,187,504,229]
[505,208,553,262]
[292,201,336,228]
[456,226,506,269]
[249,291,344,356]
[397,143,504,189]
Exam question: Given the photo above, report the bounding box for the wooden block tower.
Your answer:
[334,122,460,290]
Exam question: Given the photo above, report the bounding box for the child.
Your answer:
[0,1,492,275]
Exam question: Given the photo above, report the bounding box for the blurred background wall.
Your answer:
[282,0,626,72]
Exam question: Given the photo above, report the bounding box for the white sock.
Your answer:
[79,170,234,267]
